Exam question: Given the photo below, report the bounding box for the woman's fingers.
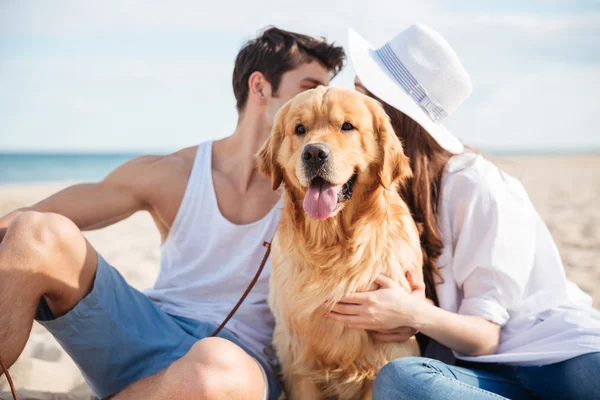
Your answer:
[325,312,381,330]
[325,311,366,324]
[374,274,397,289]
[374,327,416,335]
[374,328,396,334]
[371,331,414,343]
[330,302,363,315]
[325,314,417,335]
[406,270,425,291]
[339,290,378,304]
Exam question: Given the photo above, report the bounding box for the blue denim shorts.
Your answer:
[36,254,281,399]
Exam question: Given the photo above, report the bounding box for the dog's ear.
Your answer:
[369,99,412,189]
[256,103,289,190]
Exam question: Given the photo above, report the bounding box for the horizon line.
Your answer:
[2,147,600,157]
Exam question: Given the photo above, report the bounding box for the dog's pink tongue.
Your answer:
[303,180,341,220]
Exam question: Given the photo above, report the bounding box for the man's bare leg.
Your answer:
[0,211,98,368]
[114,337,267,400]
[0,213,268,399]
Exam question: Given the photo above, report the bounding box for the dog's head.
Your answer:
[258,86,411,220]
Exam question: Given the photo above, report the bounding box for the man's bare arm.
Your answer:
[0,155,166,240]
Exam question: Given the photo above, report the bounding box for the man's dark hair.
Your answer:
[232,26,345,112]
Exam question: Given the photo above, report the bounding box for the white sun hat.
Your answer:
[348,24,472,154]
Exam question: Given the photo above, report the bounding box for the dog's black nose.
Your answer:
[302,143,330,169]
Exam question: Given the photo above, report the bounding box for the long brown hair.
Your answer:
[366,92,452,305]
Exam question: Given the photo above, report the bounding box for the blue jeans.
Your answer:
[373,353,600,399]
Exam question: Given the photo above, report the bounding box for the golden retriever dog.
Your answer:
[257,86,423,400]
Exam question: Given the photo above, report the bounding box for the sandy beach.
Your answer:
[1,154,599,398]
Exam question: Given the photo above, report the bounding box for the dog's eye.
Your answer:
[295,124,306,135]
[341,122,355,131]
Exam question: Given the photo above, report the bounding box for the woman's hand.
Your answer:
[325,271,429,341]
[370,326,419,343]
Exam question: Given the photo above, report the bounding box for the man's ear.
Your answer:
[256,103,290,190]
[248,71,270,106]
[368,99,412,189]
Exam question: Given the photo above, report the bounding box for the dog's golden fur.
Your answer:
[257,87,424,400]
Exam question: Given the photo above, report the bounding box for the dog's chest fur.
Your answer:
[268,191,422,398]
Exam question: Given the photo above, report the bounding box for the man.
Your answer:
[0,27,345,400]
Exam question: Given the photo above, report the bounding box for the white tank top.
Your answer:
[145,141,281,365]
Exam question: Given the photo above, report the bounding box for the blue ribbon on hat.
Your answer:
[376,43,448,123]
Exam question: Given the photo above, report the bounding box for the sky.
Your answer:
[0,0,599,153]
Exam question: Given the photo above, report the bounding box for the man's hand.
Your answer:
[0,210,23,244]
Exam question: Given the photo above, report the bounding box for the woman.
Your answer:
[325,24,600,399]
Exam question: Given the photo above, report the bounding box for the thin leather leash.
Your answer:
[0,354,17,400]
[210,240,272,337]
[0,239,273,400]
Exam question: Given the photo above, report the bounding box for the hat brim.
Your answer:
[348,27,464,154]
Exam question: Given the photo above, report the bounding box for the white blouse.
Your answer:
[435,152,600,366]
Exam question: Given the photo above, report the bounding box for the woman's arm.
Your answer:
[326,274,501,356]
[413,300,500,356]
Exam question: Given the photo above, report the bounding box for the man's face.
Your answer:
[265,61,330,128]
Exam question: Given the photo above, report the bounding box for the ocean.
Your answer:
[0,153,145,183]
[1,149,597,184]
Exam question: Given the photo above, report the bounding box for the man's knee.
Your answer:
[164,338,263,400]
[3,211,84,270]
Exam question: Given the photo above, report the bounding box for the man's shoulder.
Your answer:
[171,145,201,163]
[161,145,200,171]
[124,145,202,191]
[142,145,200,175]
